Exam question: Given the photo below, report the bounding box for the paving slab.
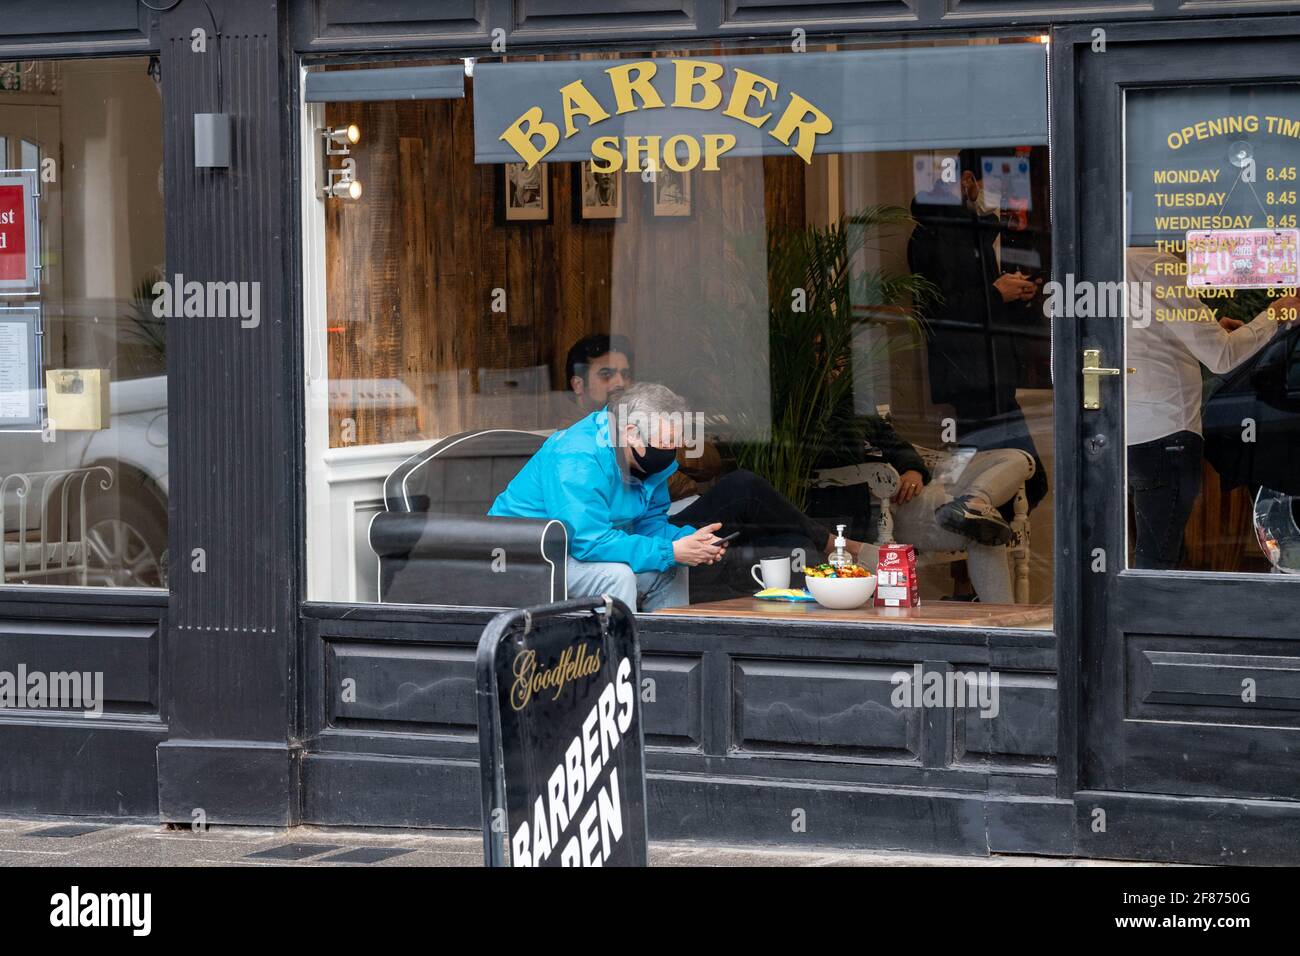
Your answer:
[0,816,1169,867]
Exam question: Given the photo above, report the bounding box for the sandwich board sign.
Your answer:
[476,595,649,867]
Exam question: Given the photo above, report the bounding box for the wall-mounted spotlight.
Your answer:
[318,123,363,201]
[463,57,476,78]
[322,124,361,155]
[324,178,363,200]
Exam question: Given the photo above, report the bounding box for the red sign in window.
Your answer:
[0,183,28,282]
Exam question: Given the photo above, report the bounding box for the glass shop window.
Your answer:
[0,57,167,589]
[1124,84,1300,576]
[304,38,1055,628]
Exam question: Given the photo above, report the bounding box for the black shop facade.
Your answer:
[2,0,1300,865]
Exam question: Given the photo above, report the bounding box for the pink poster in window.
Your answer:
[0,183,26,283]
[1186,228,1300,289]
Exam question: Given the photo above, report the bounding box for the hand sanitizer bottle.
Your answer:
[828,524,852,570]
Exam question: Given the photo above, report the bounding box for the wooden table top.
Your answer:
[653,596,1053,629]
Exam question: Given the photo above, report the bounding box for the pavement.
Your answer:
[0,816,1164,866]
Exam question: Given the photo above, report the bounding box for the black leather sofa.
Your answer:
[368,429,569,607]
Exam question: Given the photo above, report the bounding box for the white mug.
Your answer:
[752,556,792,590]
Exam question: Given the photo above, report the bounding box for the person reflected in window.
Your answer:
[1125,246,1299,569]
[907,148,1048,516]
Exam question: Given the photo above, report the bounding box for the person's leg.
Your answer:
[1127,439,1171,569]
[950,448,1036,510]
[895,483,971,553]
[957,404,1048,514]
[963,545,1014,604]
[894,484,1014,602]
[931,447,1034,545]
[1127,432,1202,570]
[565,557,638,609]
[637,565,689,611]
[671,470,829,552]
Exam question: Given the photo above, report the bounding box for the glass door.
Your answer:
[1075,32,1300,803]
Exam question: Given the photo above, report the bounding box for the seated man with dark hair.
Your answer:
[564,333,861,564]
[564,334,1036,602]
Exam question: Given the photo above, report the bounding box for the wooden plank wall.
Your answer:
[324,86,805,448]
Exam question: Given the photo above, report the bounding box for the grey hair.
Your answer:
[609,382,690,443]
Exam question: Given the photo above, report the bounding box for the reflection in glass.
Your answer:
[1254,486,1300,573]
[306,41,1055,626]
[0,57,166,590]
[1124,84,1300,573]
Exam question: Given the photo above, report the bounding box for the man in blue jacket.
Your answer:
[489,382,726,611]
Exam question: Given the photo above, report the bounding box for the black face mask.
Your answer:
[630,443,677,478]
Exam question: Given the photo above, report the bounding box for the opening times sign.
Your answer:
[1127,85,1300,293]
[476,598,649,867]
[0,171,38,294]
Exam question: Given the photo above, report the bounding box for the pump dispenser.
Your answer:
[828,524,852,570]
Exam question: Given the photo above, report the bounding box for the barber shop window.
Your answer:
[0,57,167,589]
[303,38,1055,627]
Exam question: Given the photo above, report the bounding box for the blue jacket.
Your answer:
[488,409,695,573]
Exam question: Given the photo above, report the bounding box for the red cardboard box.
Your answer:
[875,544,919,607]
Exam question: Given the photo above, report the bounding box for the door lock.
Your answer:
[1082,348,1123,410]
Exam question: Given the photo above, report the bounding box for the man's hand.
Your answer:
[1219,316,1244,332]
[892,470,924,505]
[994,272,1037,304]
[673,522,726,566]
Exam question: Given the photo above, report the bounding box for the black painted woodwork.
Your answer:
[1066,19,1300,856]
[154,0,301,825]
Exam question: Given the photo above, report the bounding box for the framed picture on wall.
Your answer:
[573,162,623,222]
[499,162,550,223]
[651,169,691,217]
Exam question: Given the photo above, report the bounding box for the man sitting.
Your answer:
[813,413,1036,603]
[564,333,862,562]
[490,382,726,611]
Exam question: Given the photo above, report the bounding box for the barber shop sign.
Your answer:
[474,56,837,173]
[476,596,649,867]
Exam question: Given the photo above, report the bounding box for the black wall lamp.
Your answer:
[194,112,232,168]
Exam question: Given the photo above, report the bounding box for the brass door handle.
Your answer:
[1082,348,1122,410]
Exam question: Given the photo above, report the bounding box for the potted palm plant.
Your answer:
[696,205,938,508]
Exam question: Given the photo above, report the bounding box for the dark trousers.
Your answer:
[1128,431,1203,570]
[670,469,829,559]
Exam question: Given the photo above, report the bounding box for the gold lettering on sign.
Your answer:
[510,645,604,711]
[498,58,833,170]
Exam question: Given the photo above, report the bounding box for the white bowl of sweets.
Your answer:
[803,562,876,609]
